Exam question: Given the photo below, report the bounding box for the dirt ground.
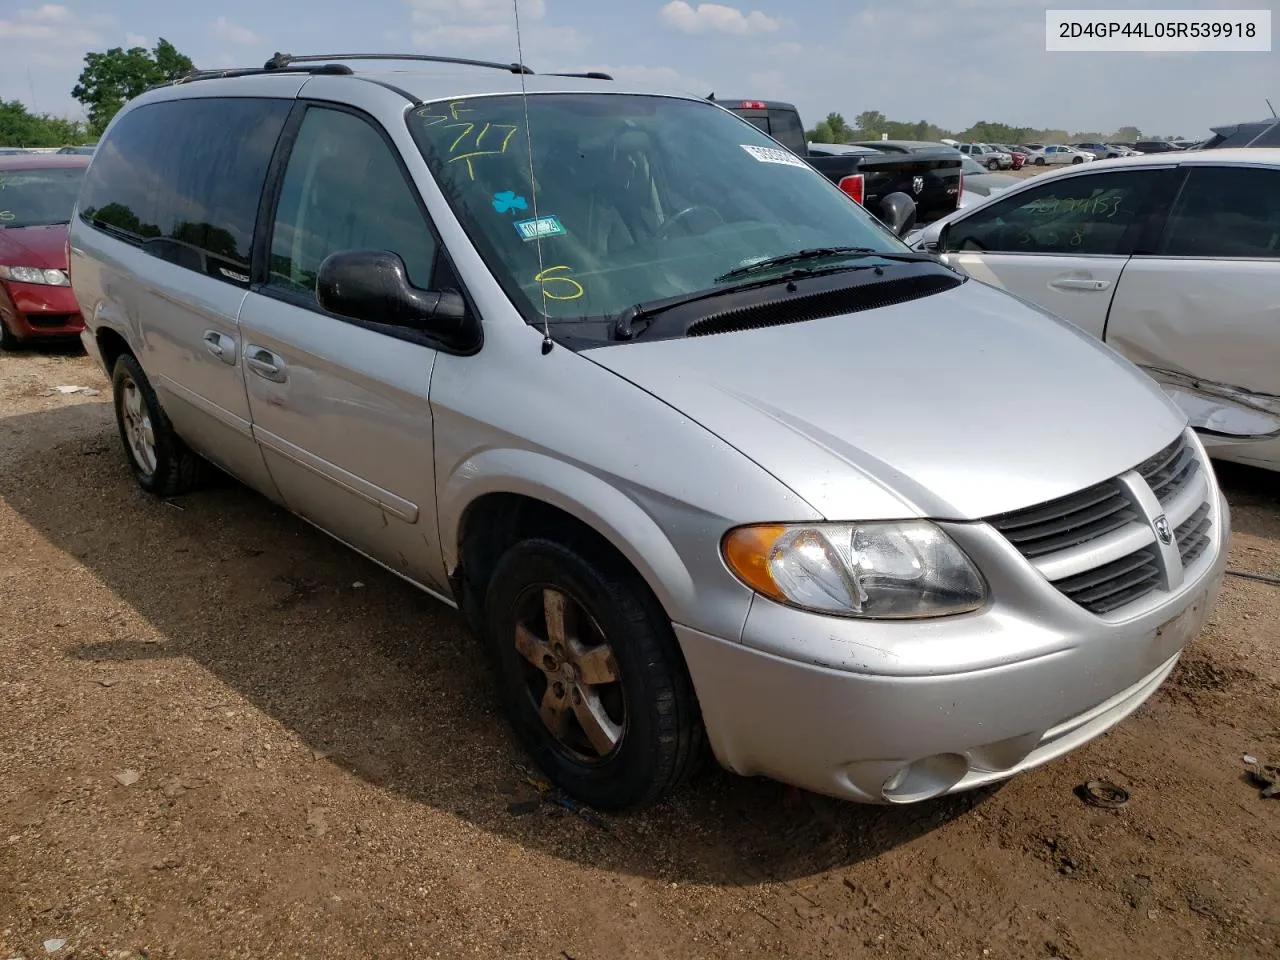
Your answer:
[1,347,1277,960]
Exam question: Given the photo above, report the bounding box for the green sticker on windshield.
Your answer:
[514,215,566,242]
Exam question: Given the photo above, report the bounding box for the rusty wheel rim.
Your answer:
[513,585,626,764]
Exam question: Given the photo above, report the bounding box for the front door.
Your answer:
[1106,162,1280,463]
[940,167,1170,340]
[235,103,449,589]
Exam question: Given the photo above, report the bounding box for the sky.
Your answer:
[1,0,1277,138]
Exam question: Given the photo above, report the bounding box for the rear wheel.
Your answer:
[111,353,205,497]
[482,537,704,810]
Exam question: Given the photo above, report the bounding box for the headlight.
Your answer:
[0,265,70,286]
[722,520,986,619]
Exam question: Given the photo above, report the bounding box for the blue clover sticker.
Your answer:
[492,191,529,214]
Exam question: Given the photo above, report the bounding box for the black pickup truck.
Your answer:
[720,99,963,234]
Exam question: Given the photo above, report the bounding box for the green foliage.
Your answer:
[0,99,90,148]
[834,108,1143,146]
[72,38,195,134]
[806,112,853,144]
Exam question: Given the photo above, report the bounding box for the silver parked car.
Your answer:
[69,54,1228,810]
[1029,144,1096,165]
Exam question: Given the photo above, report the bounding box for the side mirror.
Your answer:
[876,191,917,237]
[316,249,480,353]
[919,219,950,253]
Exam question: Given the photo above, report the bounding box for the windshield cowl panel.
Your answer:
[625,261,964,343]
[407,93,925,347]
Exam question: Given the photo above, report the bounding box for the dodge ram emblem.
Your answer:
[1153,514,1173,546]
[912,176,925,195]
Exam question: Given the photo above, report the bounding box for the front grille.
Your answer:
[989,480,1136,559]
[986,430,1213,617]
[1176,503,1212,567]
[1053,546,1162,615]
[1137,433,1198,506]
[26,312,78,329]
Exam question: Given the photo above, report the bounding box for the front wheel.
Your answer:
[1034,157,1046,166]
[0,320,21,351]
[987,158,1000,171]
[483,537,704,810]
[1072,156,1084,164]
[111,353,205,497]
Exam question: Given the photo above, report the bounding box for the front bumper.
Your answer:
[676,491,1229,804]
[0,280,84,340]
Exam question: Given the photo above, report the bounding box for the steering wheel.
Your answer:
[656,204,726,239]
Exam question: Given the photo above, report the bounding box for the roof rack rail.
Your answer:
[262,52,534,75]
[545,71,615,81]
[161,63,353,89]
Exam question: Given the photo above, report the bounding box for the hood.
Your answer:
[585,280,1185,521]
[0,224,70,270]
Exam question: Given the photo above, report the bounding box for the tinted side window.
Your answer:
[767,109,806,155]
[946,170,1155,255]
[1214,123,1268,148]
[1158,166,1280,258]
[267,106,439,301]
[1254,124,1280,147]
[79,97,288,283]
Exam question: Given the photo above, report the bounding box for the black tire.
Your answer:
[1072,156,1084,164]
[986,158,999,171]
[0,319,22,351]
[483,537,704,810]
[111,352,205,497]
[1035,157,1046,166]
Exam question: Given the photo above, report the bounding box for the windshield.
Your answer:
[408,94,908,335]
[0,166,86,229]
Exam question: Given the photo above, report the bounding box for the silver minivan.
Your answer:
[70,55,1229,810]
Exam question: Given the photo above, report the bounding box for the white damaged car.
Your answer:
[914,149,1280,472]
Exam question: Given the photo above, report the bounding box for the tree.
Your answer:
[854,110,887,136]
[1112,125,1141,142]
[72,38,194,133]
[0,99,89,147]
[823,112,851,142]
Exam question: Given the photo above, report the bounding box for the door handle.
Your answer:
[202,330,237,365]
[245,346,287,383]
[1050,277,1111,292]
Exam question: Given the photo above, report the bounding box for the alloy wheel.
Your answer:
[513,586,626,762]
[120,375,157,475]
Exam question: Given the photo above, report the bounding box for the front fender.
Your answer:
[438,447,700,622]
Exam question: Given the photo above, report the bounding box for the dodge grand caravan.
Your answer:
[69,54,1229,810]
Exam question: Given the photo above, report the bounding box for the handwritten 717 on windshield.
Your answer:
[441,122,521,180]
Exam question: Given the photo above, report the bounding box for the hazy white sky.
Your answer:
[2,0,1277,137]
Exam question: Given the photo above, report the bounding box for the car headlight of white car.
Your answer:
[722,520,987,618]
[0,265,71,286]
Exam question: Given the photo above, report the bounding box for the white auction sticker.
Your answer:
[740,144,810,168]
[1046,9,1271,51]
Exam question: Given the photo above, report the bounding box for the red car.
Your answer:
[0,154,90,349]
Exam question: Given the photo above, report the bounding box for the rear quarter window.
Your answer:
[78,97,290,284]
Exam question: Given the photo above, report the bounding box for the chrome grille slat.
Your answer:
[986,430,1214,617]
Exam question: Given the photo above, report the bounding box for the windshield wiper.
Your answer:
[714,246,935,283]
[611,282,748,341]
